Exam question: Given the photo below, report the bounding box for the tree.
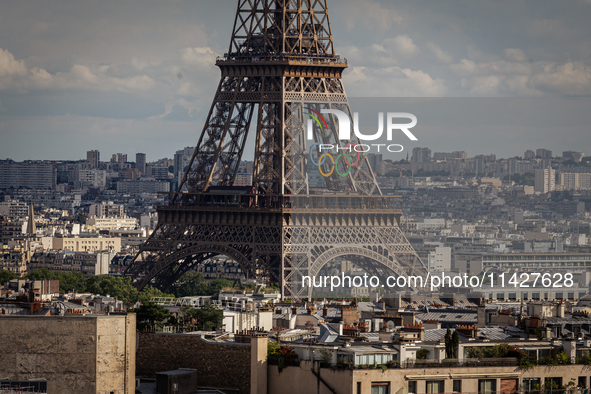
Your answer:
[416,349,430,360]
[451,330,459,359]
[58,271,87,293]
[24,270,172,302]
[138,285,172,303]
[183,301,223,331]
[25,269,85,293]
[504,172,535,186]
[132,301,171,330]
[444,328,453,358]
[87,275,137,302]
[268,341,299,372]
[466,347,484,359]
[170,271,233,297]
[25,268,57,280]
[0,269,18,285]
[208,278,234,295]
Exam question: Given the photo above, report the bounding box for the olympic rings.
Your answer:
[335,153,352,177]
[343,143,360,166]
[310,143,359,178]
[309,143,327,166]
[317,154,334,177]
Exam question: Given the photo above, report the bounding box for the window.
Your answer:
[357,382,362,394]
[371,382,389,394]
[453,380,462,393]
[578,377,586,388]
[409,381,417,394]
[479,379,496,394]
[427,380,444,394]
[545,378,562,390]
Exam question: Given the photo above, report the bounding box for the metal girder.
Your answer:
[230,0,335,56]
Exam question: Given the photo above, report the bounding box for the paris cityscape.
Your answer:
[1,1,591,394]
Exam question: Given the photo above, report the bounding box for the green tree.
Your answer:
[504,172,535,186]
[25,269,85,292]
[444,328,453,358]
[466,347,484,359]
[183,301,223,331]
[170,271,233,297]
[138,285,172,303]
[208,278,234,295]
[86,275,137,302]
[0,269,18,285]
[25,268,58,280]
[58,271,87,293]
[416,349,430,360]
[132,301,171,330]
[451,330,459,358]
[268,341,299,372]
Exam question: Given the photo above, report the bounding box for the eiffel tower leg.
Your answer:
[178,76,257,194]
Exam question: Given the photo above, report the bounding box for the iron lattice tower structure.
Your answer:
[124,0,427,299]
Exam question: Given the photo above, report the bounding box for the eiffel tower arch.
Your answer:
[124,0,427,299]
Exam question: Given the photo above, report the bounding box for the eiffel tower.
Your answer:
[124,0,427,299]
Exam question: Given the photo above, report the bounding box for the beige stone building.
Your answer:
[269,361,591,394]
[0,314,136,394]
[53,235,121,252]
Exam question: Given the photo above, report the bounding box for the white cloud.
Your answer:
[0,48,27,77]
[382,35,420,59]
[530,61,591,96]
[181,47,216,68]
[339,0,402,31]
[450,59,478,76]
[503,48,528,63]
[426,42,453,64]
[450,58,531,78]
[452,54,591,96]
[0,47,156,93]
[345,65,447,97]
[463,75,502,95]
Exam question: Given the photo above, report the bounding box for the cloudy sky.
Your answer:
[1,0,590,162]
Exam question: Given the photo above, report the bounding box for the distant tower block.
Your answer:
[136,153,147,175]
[87,150,100,168]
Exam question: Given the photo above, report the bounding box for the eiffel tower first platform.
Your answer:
[124,0,427,299]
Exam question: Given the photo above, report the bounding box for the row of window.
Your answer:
[397,376,590,394]
[488,291,583,300]
[486,255,591,261]
[64,240,115,244]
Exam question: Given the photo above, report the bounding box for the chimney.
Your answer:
[477,305,486,327]
[557,301,565,318]
[323,306,328,317]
